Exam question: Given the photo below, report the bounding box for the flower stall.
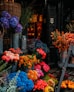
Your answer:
[0,11,24,53]
[51,29,74,64]
[0,36,58,92]
[0,0,74,92]
[51,29,74,92]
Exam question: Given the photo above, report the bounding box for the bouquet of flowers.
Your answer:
[18,54,40,70]
[1,48,23,72]
[51,29,74,53]
[7,70,34,92]
[0,11,23,33]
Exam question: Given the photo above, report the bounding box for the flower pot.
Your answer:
[58,50,67,67]
[71,57,74,64]
[72,45,74,56]
[10,33,20,49]
[0,37,3,55]
[21,35,27,53]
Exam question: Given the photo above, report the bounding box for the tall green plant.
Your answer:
[20,7,33,29]
[20,0,37,29]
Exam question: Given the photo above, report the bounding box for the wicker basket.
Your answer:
[0,2,21,19]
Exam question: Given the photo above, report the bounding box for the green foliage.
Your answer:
[66,23,74,32]
[20,7,33,29]
[0,62,8,72]
[20,0,37,30]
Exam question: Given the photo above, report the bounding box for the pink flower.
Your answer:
[9,48,16,53]
[2,55,10,62]
[43,64,50,72]
[42,53,46,59]
[36,48,46,59]
[36,69,44,78]
[34,64,41,70]
[40,61,46,66]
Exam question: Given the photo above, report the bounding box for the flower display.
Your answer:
[51,29,74,53]
[9,16,19,28]
[27,70,38,81]
[33,79,48,91]
[34,61,50,73]
[0,11,23,33]
[19,55,40,68]
[0,17,9,29]
[34,64,41,70]
[9,48,23,54]
[1,48,20,62]
[36,48,46,59]
[35,69,44,78]
[61,80,74,89]
[35,39,49,53]
[44,86,54,92]
[1,11,11,19]
[7,71,34,92]
[41,61,50,72]
[15,23,23,33]
[43,73,58,92]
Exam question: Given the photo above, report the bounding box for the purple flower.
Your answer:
[0,17,9,29]
[1,11,11,19]
[9,16,19,28]
[15,24,23,33]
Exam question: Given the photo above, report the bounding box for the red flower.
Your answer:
[34,64,41,70]
[43,64,50,72]
[40,61,46,66]
[33,79,48,91]
[36,48,46,59]
[2,55,10,62]
[40,61,50,72]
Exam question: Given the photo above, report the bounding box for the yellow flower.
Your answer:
[44,86,54,92]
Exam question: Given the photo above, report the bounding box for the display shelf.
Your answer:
[68,63,74,68]
[56,45,74,92]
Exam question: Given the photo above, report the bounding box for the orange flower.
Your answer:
[18,54,40,69]
[51,29,74,53]
[27,70,38,81]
